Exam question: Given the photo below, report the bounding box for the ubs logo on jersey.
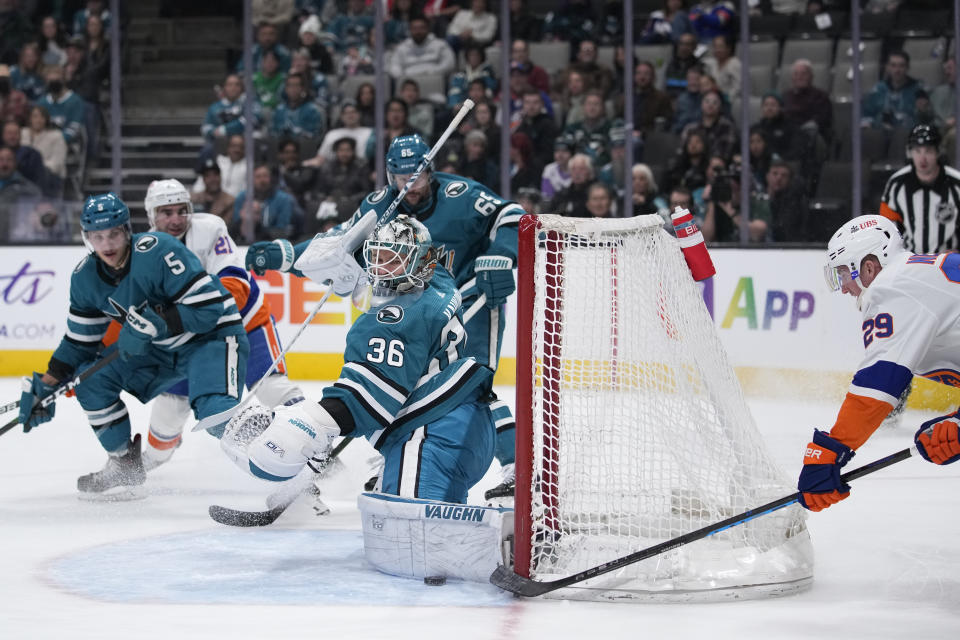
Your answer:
[134,235,158,253]
[376,305,404,324]
[937,201,958,224]
[444,181,468,198]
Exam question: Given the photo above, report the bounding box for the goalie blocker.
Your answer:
[358,492,512,583]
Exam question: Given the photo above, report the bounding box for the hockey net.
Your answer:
[513,214,813,602]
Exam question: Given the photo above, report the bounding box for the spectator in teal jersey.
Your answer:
[36,66,86,145]
[232,163,303,243]
[271,73,325,140]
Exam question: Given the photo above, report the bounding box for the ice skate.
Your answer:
[77,434,147,501]
[484,462,515,506]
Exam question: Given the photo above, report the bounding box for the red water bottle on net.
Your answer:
[671,206,716,281]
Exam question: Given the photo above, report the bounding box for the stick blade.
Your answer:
[208,504,285,527]
[489,565,554,597]
[192,406,236,432]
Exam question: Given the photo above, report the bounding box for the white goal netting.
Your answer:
[515,214,814,602]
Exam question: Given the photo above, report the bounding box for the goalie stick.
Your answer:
[208,436,353,527]
[0,350,122,438]
[490,445,917,597]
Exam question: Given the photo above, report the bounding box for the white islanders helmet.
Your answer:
[145,179,193,235]
[824,214,905,291]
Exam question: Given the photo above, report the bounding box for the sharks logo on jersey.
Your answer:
[368,187,388,204]
[376,305,404,324]
[105,297,148,322]
[444,181,468,198]
[135,235,159,253]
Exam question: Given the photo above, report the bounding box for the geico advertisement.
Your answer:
[0,246,859,372]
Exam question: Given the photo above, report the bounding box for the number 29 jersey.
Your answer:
[830,251,960,449]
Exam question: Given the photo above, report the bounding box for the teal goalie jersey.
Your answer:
[321,266,493,451]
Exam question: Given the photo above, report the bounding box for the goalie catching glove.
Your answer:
[19,372,57,432]
[797,429,855,512]
[915,412,960,465]
[245,238,296,276]
[474,255,515,307]
[117,305,168,361]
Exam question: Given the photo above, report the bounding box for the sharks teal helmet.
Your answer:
[81,192,130,231]
[386,134,431,185]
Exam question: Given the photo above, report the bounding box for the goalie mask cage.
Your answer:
[513,214,814,602]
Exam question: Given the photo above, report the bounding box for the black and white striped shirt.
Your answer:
[879,163,960,253]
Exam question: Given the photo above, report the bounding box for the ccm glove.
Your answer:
[246,239,296,276]
[798,429,855,512]
[18,372,57,432]
[475,255,515,307]
[117,306,168,361]
[915,413,960,465]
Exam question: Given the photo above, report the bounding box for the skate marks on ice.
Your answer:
[43,529,512,607]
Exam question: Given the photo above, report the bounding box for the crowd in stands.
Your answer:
[1,0,115,242]
[2,0,958,246]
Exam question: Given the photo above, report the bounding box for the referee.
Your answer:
[879,124,960,253]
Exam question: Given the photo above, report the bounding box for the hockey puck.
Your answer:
[424,575,446,586]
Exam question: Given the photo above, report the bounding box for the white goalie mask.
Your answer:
[362,215,437,306]
[145,179,193,238]
[824,214,904,292]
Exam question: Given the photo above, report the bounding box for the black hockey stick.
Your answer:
[209,436,353,527]
[0,351,122,438]
[491,446,916,597]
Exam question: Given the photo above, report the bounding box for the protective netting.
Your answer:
[518,214,814,602]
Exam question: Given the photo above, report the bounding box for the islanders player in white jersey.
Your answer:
[18,193,249,499]
[232,216,495,503]
[798,215,960,511]
[138,180,304,469]
[246,135,523,499]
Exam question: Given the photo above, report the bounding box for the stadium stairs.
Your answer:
[85,0,239,229]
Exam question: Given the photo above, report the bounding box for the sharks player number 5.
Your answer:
[18,193,249,499]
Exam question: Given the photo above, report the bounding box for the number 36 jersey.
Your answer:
[321,266,493,453]
[829,251,960,450]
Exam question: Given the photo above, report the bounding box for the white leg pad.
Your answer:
[357,492,513,583]
[254,373,305,409]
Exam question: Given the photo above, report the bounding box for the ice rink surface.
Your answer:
[1,380,959,640]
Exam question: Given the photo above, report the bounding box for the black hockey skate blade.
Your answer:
[208,503,286,527]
